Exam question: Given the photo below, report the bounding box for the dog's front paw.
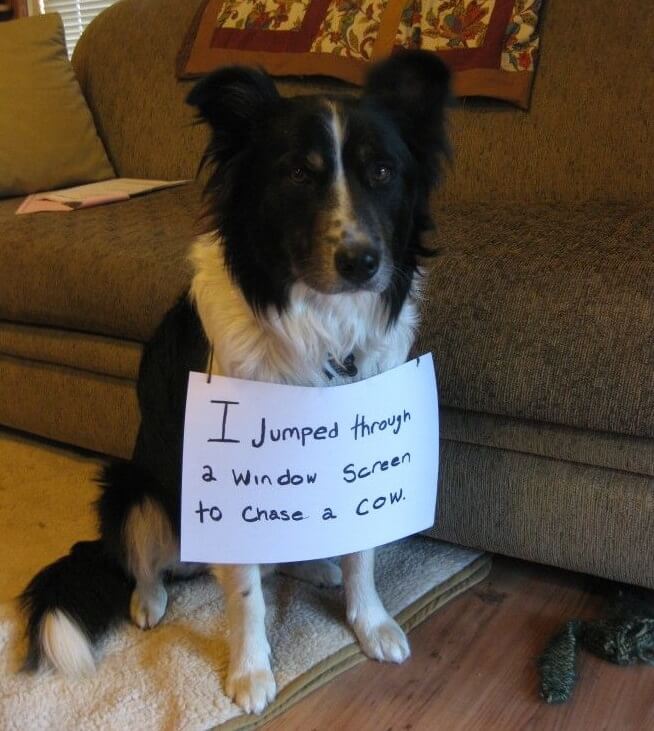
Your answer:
[353,615,411,664]
[130,585,167,630]
[226,665,277,714]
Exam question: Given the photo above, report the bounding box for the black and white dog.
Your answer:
[20,51,450,714]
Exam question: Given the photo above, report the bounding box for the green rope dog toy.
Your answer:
[538,588,654,704]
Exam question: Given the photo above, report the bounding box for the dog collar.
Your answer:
[324,352,358,381]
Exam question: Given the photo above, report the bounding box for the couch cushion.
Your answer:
[0,322,142,381]
[0,185,201,341]
[428,439,654,588]
[3,195,651,439]
[0,353,139,459]
[417,203,654,439]
[441,408,653,479]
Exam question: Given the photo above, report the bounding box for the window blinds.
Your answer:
[39,0,117,52]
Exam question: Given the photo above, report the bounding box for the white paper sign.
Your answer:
[180,354,439,564]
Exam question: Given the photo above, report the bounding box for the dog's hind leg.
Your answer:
[278,559,342,587]
[123,497,178,630]
[215,564,276,714]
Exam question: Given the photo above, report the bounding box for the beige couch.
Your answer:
[1,0,652,586]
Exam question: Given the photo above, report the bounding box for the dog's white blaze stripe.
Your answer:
[327,102,354,225]
[40,609,95,676]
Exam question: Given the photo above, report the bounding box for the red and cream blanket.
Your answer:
[178,0,544,108]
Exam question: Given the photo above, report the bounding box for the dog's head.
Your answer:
[188,52,450,319]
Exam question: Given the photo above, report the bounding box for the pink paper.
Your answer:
[15,178,188,215]
[16,192,129,215]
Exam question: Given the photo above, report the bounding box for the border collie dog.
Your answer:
[20,51,450,714]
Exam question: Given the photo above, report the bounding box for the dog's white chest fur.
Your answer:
[190,234,419,385]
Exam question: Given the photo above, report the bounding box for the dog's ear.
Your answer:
[364,51,451,184]
[187,66,280,160]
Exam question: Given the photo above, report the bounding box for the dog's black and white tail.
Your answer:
[19,457,179,676]
[20,539,132,676]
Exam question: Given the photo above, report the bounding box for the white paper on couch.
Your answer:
[180,354,439,564]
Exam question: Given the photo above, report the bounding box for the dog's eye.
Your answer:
[290,166,309,184]
[370,163,392,184]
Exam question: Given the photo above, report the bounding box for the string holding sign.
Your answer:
[180,354,439,564]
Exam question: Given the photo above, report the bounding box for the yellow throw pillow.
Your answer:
[0,13,115,198]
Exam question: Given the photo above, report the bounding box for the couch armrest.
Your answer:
[72,0,207,180]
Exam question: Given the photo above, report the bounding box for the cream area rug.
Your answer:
[0,430,490,731]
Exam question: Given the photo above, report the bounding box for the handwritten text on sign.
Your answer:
[180,354,439,564]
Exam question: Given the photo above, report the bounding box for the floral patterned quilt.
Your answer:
[178,0,544,108]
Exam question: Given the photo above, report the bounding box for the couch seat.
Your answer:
[2,197,652,447]
[418,202,654,440]
[1,184,201,341]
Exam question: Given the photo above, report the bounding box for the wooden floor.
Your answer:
[263,557,654,731]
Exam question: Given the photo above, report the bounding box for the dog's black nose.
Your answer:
[335,246,380,284]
